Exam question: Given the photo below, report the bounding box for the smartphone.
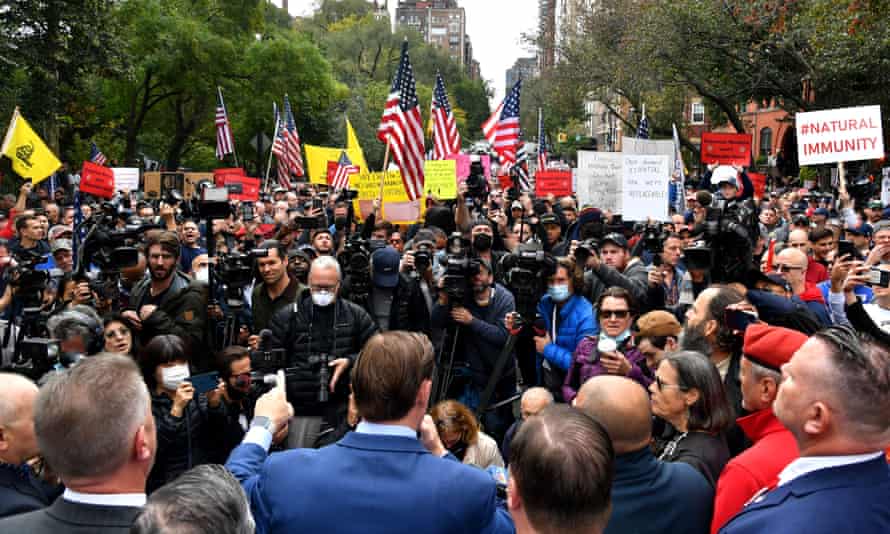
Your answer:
[241,203,255,222]
[837,240,857,260]
[724,309,758,332]
[868,267,890,288]
[312,197,323,211]
[189,372,220,396]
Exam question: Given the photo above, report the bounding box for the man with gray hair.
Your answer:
[47,304,102,358]
[267,255,378,448]
[131,465,254,534]
[0,373,61,518]
[0,354,156,533]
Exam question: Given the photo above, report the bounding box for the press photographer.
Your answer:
[578,232,648,310]
[265,256,377,448]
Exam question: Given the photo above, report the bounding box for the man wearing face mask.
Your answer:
[470,220,506,285]
[267,256,378,448]
[213,346,262,462]
[431,258,517,440]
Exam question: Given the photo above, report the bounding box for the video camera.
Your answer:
[465,156,488,199]
[688,199,757,282]
[440,233,482,306]
[6,250,49,305]
[501,242,556,321]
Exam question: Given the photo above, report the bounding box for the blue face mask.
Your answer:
[600,329,631,345]
[548,284,570,303]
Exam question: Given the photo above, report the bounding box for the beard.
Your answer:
[679,321,712,356]
[150,265,173,281]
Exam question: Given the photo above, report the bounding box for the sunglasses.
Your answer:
[655,376,687,391]
[772,264,803,273]
[600,310,630,319]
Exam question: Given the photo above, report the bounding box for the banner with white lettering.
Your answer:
[796,106,884,165]
[622,155,671,221]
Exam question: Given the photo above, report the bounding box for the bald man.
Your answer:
[575,376,713,534]
[501,388,554,465]
[0,374,61,518]
[786,229,828,284]
[771,248,830,324]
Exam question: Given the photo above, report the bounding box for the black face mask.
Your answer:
[473,234,492,251]
[448,441,468,461]
[334,217,348,230]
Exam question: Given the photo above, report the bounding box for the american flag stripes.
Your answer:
[271,103,290,189]
[637,105,649,139]
[283,95,305,178]
[378,40,425,201]
[215,87,235,160]
[331,151,359,190]
[483,79,522,168]
[89,142,108,166]
[431,73,460,159]
[536,108,548,172]
[514,138,531,192]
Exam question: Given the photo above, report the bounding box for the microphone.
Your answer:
[258,329,273,350]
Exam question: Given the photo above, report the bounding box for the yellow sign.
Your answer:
[353,170,408,201]
[303,118,369,185]
[423,160,457,200]
[0,109,62,184]
[557,132,568,143]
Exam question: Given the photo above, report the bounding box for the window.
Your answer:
[760,128,773,157]
[691,102,705,124]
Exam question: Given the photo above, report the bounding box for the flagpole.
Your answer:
[219,86,239,168]
[263,111,279,192]
[0,107,20,154]
[379,139,392,220]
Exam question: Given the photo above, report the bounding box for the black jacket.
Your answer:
[347,273,431,335]
[0,497,141,534]
[0,463,61,519]
[268,291,378,418]
[147,391,226,493]
[128,271,211,371]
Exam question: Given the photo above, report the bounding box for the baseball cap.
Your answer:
[814,207,830,217]
[48,225,73,241]
[635,311,682,339]
[868,200,883,209]
[847,222,872,236]
[711,165,738,188]
[371,247,401,288]
[511,200,523,211]
[52,239,73,254]
[540,213,560,226]
[601,232,628,250]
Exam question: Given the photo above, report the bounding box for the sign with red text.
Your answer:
[80,161,115,198]
[701,132,752,166]
[535,170,573,197]
[796,105,884,165]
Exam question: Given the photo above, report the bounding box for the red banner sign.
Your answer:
[535,170,573,197]
[701,132,752,166]
[748,172,767,198]
[80,161,115,199]
[213,168,259,202]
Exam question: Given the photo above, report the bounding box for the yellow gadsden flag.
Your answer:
[305,117,369,185]
[1,108,62,184]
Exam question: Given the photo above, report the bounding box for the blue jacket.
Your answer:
[605,447,713,534]
[719,455,890,534]
[226,431,515,534]
[537,294,597,371]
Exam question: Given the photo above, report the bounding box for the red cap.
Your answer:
[742,323,808,371]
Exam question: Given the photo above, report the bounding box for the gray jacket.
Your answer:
[584,258,649,308]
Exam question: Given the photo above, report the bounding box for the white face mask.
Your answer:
[312,290,335,307]
[194,268,209,283]
[161,364,190,391]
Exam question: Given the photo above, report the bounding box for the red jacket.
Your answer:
[805,256,828,285]
[710,409,799,534]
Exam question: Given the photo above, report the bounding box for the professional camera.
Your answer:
[688,199,757,282]
[308,353,334,403]
[572,238,600,267]
[338,236,372,304]
[412,242,434,275]
[6,338,62,379]
[501,242,556,320]
[214,251,255,309]
[639,224,666,267]
[465,157,488,199]
[440,233,480,305]
[7,250,49,303]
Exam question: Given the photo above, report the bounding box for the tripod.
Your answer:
[474,312,542,419]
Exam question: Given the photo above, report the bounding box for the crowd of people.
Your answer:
[0,160,888,534]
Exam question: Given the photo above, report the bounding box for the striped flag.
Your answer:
[270,103,290,190]
[514,137,531,192]
[331,151,359,191]
[283,95,305,178]
[671,123,687,214]
[378,40,425,201]
[89,142,108,166]
[483,79,521,168]
[637,104,649,139]
[431,73,460,159]
[215,87,235,160]
[536,108,548,172]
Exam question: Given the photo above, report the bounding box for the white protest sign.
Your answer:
[622,137,674,157]
[622,155,670,221]
[796,105,884,165]
[112,167,140,192]
[882,167,890,206]
[576,151,622,214]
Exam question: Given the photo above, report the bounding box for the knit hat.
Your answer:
[742,323,808,371]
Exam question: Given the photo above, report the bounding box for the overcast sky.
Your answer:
[275,1,538,104]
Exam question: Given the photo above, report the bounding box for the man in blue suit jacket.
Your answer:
[720,326,890,534]
[226,331,515,534]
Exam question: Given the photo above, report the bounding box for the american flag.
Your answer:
[536,108,548,172]
[514,137,531,192]
[283,95,305,178]
[215,87,235,160]
[271,102,290,189]
[377,40,425,201]
[89,142,108,166]
[483,79,521,168]
[72,189,84,263]
[637,106,649,139]
[331,151,359,190]
[431,73,460,159]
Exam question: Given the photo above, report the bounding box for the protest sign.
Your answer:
[143,172,213,199]
[796,105,884,165]
[622,137,674,157]
[576,151,622,214]
[622,155,670,221]
[535,170,572,197]
[748,172,767,198]
[111,167,140,192]
[424,160,457,199]
[446,153,471,181]
[80,161,115,199]
[214,168,259,202]
[352,170,422,223]
[701,132,752,165]
[881,168,890,206]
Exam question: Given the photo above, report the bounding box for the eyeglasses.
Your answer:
[772,264,804,273]
[600,310,630,319]
[655,376,687,391]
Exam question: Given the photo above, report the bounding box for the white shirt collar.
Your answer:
[355,421,417,439]
[63,488,146,507]
[777,451,884,486]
